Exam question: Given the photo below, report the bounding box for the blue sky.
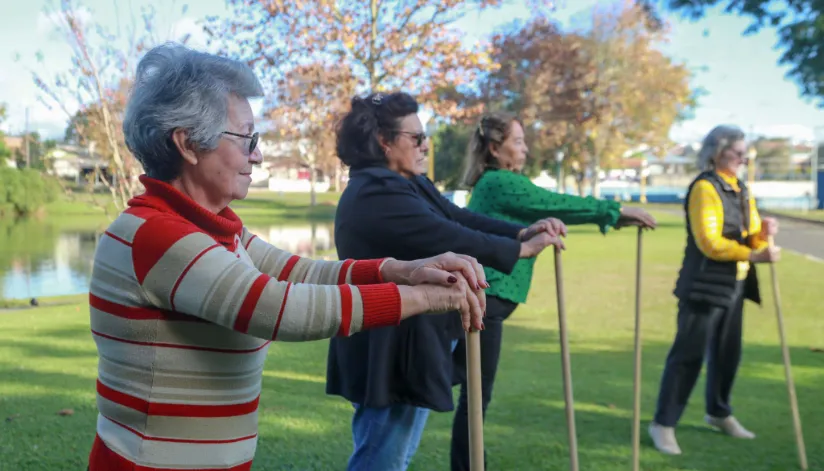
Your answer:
[2,0,823,144]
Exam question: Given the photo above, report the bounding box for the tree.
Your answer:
[753,136,796,179]
[28,0,187,216]
[566,2,696,196]
[482,17,599,185]
[0,104,10,166]
[205,0,524,201]
[572,2,695,196]
[265,61,356,205]
[432,123,473,190]
[483,2,695,197]
[12,132,50,170]
[641,0,824,107]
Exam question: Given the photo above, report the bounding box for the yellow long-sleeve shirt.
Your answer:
[687,171,769,280]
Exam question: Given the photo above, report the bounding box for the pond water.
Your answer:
[0,218,336,301]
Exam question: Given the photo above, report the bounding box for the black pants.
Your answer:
[450,295,519,471]
[653,282,746,427]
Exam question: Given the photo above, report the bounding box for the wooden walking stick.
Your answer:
[554,246,579,471]
[466,328,485,471]
[631,227,643,471]
[768,236,808,470]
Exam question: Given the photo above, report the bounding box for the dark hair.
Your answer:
[335,91,419,169]
[462,111,520,187]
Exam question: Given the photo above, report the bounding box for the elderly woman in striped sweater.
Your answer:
[86,43,487,471]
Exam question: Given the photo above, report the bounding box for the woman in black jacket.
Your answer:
[325,91,566,471]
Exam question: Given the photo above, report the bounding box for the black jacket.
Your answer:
[325,167,524,411]
[673,170,761,309]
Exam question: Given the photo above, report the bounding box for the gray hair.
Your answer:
[696,125,746,171]
[123,43,264,181]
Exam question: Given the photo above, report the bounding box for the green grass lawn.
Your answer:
[40,188,342,222]
[1,210,822,470]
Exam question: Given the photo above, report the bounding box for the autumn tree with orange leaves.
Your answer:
[482,17,599,182]
[206,0,557,200]
[572,1,695,197]
[482,1,695,196]
[29,0,190,217]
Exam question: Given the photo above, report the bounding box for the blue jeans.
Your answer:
[346,402,431,471]
[346,339,459,471]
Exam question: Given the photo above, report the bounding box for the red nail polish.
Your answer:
[448,276,457,283]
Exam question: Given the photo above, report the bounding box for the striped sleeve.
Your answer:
[132,216,402,341]
[240,227,387,285]
[687,180,752,262]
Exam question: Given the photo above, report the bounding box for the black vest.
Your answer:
[673,171,761,309]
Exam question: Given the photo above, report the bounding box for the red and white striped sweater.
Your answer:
[87,176,402,470]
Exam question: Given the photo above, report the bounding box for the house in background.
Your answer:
[257,138,331,193]
[43,144,112,185]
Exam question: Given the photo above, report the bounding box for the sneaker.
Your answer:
[649,422,682,455]
[705,415,756,439]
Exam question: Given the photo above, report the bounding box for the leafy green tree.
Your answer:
[0,104,10,166]
[432,123,473,190]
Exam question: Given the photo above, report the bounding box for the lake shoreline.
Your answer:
[1,191,341,302]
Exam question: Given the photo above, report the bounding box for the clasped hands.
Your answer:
[750,217,781,263]
[380,253,488,332]
[380,219,569,332]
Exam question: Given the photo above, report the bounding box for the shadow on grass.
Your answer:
[449,323,824,471]
[1,321,821,471]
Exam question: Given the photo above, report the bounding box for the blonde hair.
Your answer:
[462,111,520,188]
[697,125,746,170]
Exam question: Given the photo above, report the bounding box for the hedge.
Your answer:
[0,168,61,217]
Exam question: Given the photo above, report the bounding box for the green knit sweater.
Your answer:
[467,169,622,304]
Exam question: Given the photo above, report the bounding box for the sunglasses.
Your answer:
[399,131,428,148]
[222,131,259,155]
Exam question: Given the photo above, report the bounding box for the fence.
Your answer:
[594,179,817,210]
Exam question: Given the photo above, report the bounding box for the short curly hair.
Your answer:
[335,91,419,169]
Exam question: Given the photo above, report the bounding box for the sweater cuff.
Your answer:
[599,200,623,234]
[359,283,402,330]
[350,258,389,284]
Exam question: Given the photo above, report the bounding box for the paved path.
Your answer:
[771,217,824,262]
[650,208,823,263]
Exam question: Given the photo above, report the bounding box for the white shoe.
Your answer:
[705,415,756,439]
[649,422,682,455]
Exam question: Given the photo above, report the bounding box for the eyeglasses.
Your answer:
[222,131,259,155]
[399,131,428,148]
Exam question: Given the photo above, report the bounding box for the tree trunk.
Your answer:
[575,171,586,197]
[556,164,565,194]
[310,164,317,207]
[334,161,341,192]
[590,162,601,199]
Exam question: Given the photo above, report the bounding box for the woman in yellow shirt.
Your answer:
[649,125,781,455]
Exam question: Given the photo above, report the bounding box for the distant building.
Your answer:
[256,138,331,193]
[43,144,112,185]
[3,136,22,168]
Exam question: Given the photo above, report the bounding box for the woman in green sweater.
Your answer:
[449,111,657,471]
